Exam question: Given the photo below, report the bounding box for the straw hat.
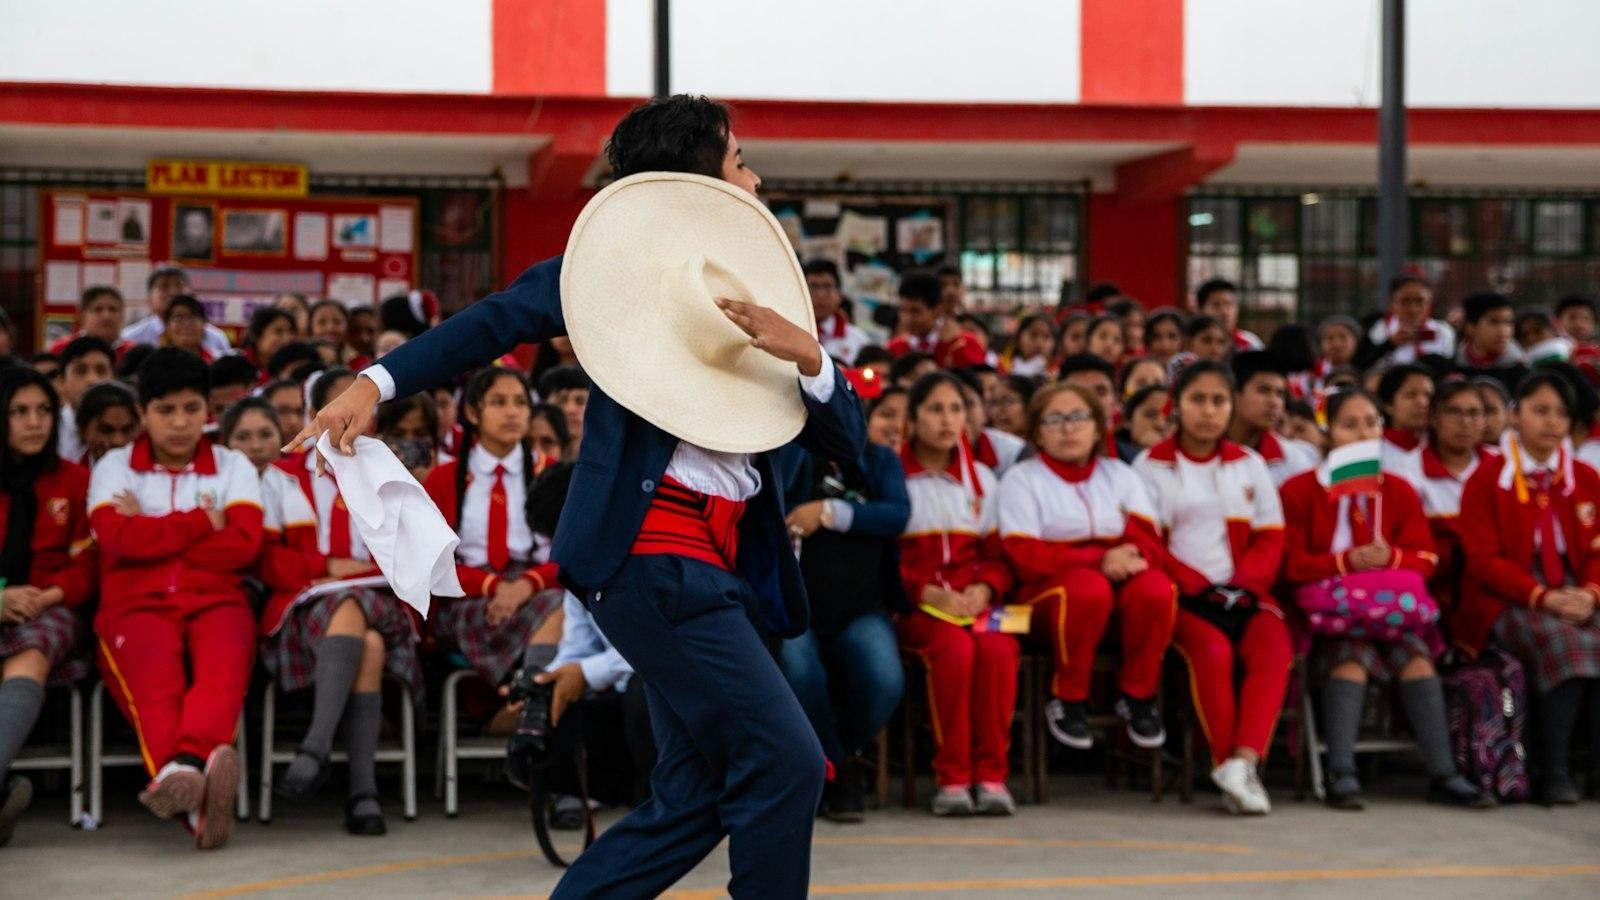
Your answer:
[560,172,817,453]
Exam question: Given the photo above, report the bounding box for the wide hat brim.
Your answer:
[560,172,816,454]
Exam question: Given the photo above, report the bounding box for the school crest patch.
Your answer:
[197,489,217,511]
[47,496,69,526]
[1243,485,1255,504]
[1580,502,1597,527]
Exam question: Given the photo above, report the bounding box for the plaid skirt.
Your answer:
[1492,606,1600,694]
[0,605,90,685]
[432,588,564,685]
[1316,626,1445,682]
[261,589,421,695]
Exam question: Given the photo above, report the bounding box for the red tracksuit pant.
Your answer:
[897,611,1019,787]
[1023,568,1177,703]
[96,593,255,775]
[1173,607,1293,766]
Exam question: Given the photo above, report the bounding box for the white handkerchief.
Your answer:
[316,434,464,615]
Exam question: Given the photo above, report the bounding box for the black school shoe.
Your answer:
[0,775,32,848]
[821,762,866,824]
[1426,775,1496,809]
[1114,695,1166,749]
[345,793,387,836]
[1045,698,1093,749]
[1324,771,1365,810]
[1538,769,1580,806]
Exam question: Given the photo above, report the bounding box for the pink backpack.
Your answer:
[1293,569,1441,642]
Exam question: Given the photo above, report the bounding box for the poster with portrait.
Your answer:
[116,198,152,246]
[223,209,288,255]
[170,202,216,262]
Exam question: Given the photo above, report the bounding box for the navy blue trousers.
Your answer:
[551,554,825,899]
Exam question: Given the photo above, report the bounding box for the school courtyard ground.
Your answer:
[8,772,1600,898]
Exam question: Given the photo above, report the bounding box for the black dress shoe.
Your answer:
[1426,775,1496,809]
[1324,772,1365,810]
[344,793,388,836]
[821,762,865,824]
[275,749,331,799]
[1538,770,1580,806]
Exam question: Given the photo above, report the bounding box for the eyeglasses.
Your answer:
[1039,411,1095,431]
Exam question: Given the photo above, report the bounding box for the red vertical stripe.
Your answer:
[492,0,607,96]
[1080,0,1185,105]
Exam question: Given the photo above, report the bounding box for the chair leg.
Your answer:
[235,710,250,821]
[1303,687,1326,802]
[70,685,84,827]
[259,683,275,823]
[1019,657,1036,804]
[873,728,889,808]
[89,682,103,827]
[400,681,417,821]
[444,671,462,818]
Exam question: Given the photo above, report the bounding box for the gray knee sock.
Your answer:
[281,635,363,790]
[522,643,558,673]
[0,678,45,777]
[1322,678,1367,776]
[1400,676,1458,779]
[342,692,382,816]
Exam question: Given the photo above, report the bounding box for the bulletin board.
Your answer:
[38,189,419,346]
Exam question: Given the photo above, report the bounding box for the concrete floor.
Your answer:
[6,774,1600,898]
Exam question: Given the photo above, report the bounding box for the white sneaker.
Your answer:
[1210,757,1269,815]
[973,782,1016,816]
[931,785,975,817]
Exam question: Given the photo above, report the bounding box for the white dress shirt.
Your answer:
[455,442,535,569]
[120,314,233,357]
[362,348,836,503]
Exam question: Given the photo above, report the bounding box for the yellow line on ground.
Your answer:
[811,835,1255,855]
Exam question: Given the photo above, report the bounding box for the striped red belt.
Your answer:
[629,475,746,570]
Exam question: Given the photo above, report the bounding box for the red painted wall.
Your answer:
[1086,192,1186,309]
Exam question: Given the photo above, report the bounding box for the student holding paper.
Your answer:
[222,397,418,836]
[997,382,1176,753]
[895,372,1018,817]
[1279,389,1490,811]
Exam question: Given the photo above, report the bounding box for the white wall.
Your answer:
[1186,0,1600,108]
[610,0,1082,103]
[0,0,492,93]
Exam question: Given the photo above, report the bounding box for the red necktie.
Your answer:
[1530,471,1566,588]
[327,476,353,559]
[487,464,509,572]
[1349,495,1375,547]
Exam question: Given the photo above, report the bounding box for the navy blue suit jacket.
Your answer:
[379,256,867,637]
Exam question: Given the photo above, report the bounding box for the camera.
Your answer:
[502,663,555,790]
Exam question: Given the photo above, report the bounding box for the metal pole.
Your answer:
[654,0,670,98]
[1376,0,1407,301]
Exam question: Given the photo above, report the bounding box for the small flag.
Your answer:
[1325,438,1382,498]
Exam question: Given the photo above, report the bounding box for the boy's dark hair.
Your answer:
[137,347,209,405]
[896,272,943,308]
[1286,397,1318,421]
[1196,278,1238,306]
[29,352,60,369]
[537,364,591,398]
[1461,291,1512,325]
[162,294,206,322]
[853,344,892,370]
[287,361,326,384]
[267,341,323,378]
[1230,349,1288,391]
[1387,274,1431,297]
[1085,282,1122,303]
[527,461,575,539]
[146,264,188,290]
[802,259,841,285]
[605,95,731,180]
[219,396,281,443]
[1183,314,1225,339]
[1377,362,1434,407]
[61,336,114,370]
[1057,352,1116,383]
[1106,298,1142,319]
[210,354,259,390]
[1266,323,1317,373]
[310,367,355,413]
[1555,293,1596,318]
[80,284,123,310]
[888,351,935,384]
[115,344,155,382]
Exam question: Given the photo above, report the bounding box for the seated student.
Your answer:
[273,293,311,336]
[1414,382,1496,604]
[1515,309,1573,366]
[1315,315,1361,391]
[805,259,871,367]
[376,393,443,483]
[1540,362,1600,473]
[1358,276,1456,369]
[1057,353,1131,459]
[866,386,908,451]
[997,383,1176,752]
[120,266,232,357]
[1057,311,1091,356]
[528,403,570,463]
[0,368,95,846]
[1556,293,1597,346]
[1143,309,1186,371]
[1377,363,1436,483]
[1084,316,1125,368]
[1265,323,1317,400]
[307,301,354,363]
[998,314,1058,379]
[889,351,937,389]
[241,308,299,378]
[986,374,1036,441]
[49,286,133,358]
[1283,399,1328,458]
[88,348,262,849]
[1196,279,1262,352]
[1228,351,1320,486]
[951,370,1024,476]
[854,345,893,382]
[266,341,325,385]
[344,306,378,371]
[423,368,565,699]
[1120,358,1166,399]
[1133,361,1289,815]
[1108,297,1146,361]
[888,273,985,369]
[374,329,407,359]
[428,380,463,458]
[221,399,417,835]
[895,373,1018,817]
[778,430,910,823]
[158,295,214,363]
[261,379,306,456]
[29,353,62,395]
[1279,389,1490,810]
[207,356,258,421]
[1118,384,1172,459]
[1473,376,1512,446]
[1455,291,1528,393]
[1458,372,1600,805]
[56,336,116,463]
[75,382,140,468]
[536,365,590,458]
[1184,314,1231,364]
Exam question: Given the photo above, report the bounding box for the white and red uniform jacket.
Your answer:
[898,440,1012,602]
[1131,436,1285,602]
[1253,431,1320,487]
[1380,427,1428,487]
[255,464,323,635]
[972,428,1026,477]
[819,311,872,367]
[995,454,1164,591]
[88,436,263,607]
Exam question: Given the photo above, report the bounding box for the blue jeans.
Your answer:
[780,611,905,766]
